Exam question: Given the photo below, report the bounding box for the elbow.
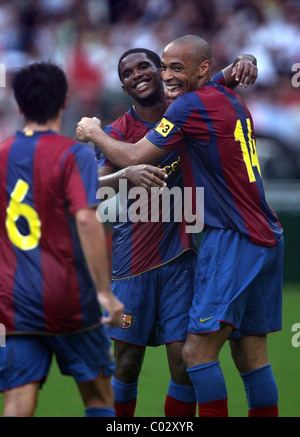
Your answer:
[127,157,142,166]
[117,154,141,168]
[75,208,98,230]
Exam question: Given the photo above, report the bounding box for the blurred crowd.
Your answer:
[0,0,299,178]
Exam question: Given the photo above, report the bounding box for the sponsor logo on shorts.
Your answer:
[200,316,214,323]
[154,118,175,137]
[120,312,136,329]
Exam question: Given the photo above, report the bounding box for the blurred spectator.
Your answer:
[0,0,299,179]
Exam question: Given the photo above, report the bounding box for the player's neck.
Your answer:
[133,98,168,124]
[198,74,212,89]
[23,115,62,134]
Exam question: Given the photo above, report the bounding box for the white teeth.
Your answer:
[166,85,181,97]
[167,85,178,90]
[136,82,148,90]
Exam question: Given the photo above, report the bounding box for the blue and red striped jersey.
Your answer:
[145,81,283,247]
[0,130,101,334]
[97,107,198,279]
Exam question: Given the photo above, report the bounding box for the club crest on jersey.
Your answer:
[155,118,174,137]
[120,312,135,329]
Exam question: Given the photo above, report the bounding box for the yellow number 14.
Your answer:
[6,179,41,251]
[234,118,261,183]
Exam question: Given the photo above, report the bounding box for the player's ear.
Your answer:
[198,60,210,78]
[62,92,69,110]
[122,84,129,96]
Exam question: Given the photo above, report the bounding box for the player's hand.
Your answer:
[231,57,258,87]
[76,117,101,142]
[124,164,168,190]
[97,290,124,328]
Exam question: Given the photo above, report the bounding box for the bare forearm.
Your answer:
[76,117,166,166]
[98,168,127,192]
[75,207,124,327]
[91,128,142,168]
[76,208,111,292]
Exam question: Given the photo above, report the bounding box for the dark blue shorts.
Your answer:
[0,326,115,391]
[188,229,284,338]
[105,250,196,346]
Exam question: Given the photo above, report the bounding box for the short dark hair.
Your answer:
[11,62,68,124]
[118,48,161,81]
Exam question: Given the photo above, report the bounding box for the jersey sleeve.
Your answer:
[212,70,226,86]
[95,124,121,169]
[145,98,185,152]
[62,143,99,214]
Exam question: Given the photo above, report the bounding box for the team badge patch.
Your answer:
[120,312,136,329]
[155,118,174,137]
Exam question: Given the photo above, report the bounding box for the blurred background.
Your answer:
[0,0,299,281]
[0,0,299,418]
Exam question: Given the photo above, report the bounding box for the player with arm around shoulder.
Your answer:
[96,48,197,418]
[76,35,283,418]
[79,47,258,417]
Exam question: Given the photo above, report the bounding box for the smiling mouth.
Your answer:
[135,80,151,91]
[166,84,182,98]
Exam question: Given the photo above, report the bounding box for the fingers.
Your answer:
[76,119,87,142]
[147,164,167,178]
[92,117,101,125]
[97,292,124,328]
[126,164,168,190]
[75,116,101,142]
[100,302,124,327]
[142,175,166,190]
[101,315,121,328]
[75,126,87,142]
[145,164,168,188]
[232,61,258,87]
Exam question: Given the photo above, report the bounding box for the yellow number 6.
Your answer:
[6,179,41,250]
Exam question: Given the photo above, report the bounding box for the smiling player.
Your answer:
[76,35,283,417]
[91,46,258,417]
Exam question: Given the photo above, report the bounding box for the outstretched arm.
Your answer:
[99,164,168,192]
[77,117,167,173]
[221,54,257,88]
[75,207,124,327]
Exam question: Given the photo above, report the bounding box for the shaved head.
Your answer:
[165,34,212,65]
[161,34,213,97]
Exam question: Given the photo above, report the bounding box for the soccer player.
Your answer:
[76,35,284,418]
[91,48,257,417]
[0,62,124,417]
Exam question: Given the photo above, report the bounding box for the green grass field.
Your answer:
[1,283,299,417]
